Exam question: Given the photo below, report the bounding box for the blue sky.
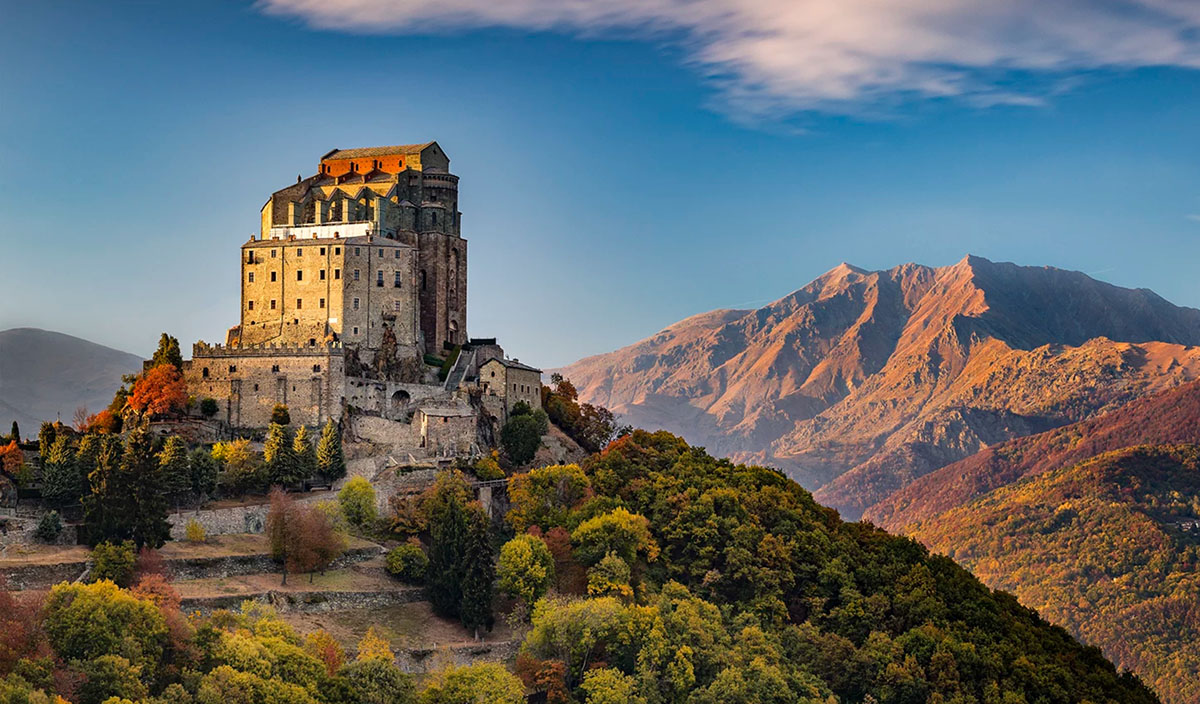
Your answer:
[3,1,1200,367]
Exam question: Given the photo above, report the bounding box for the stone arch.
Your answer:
[390,389,411,414]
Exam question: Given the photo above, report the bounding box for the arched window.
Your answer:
[421,269,427,291]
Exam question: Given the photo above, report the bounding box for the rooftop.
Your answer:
[322,143,435,160]
[486,357,542,373]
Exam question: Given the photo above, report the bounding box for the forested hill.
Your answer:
[905,445,1200,704]
[509,430,1156,702]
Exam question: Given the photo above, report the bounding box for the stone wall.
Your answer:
[166,490,334,541]
[181,586,425,616]
[396,640,519,675]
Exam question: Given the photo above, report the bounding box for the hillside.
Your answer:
[905,445,1200,704]
[866,377,1200,530]
[560,255,1200,518]
[0,328,142,435]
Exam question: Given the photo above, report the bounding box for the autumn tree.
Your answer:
[292,425,315,480]
[212,438,261,494]
[507,464,591,532]
[263,423,301,487]
[419,663,525,704]
[127,364,187,418]
[315,418,346,481]
[265,489,345,585]
[498,533,555,612]
[266,488,301,585]
[37,421,56,463]
[570,507,657,569]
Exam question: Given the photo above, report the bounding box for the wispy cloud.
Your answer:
[258,0,1200,120]
[1186,214,1200,223]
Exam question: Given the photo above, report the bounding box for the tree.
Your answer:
[340,657,416,704]
[571,507,657,568]
[356,626,395,662]
[460,507,495,638]
[84,408,121,434]
[90,540,137,587]
[418,663,525,704]
[158,436,191,504]
[265,489,344,584]
[498,534,555,612]
[263,423,301,487]
[266,489,300,586]
[507,464,591,532]
[581,668,646,704]
[303,630,344,676]
[292,425,315,480]
[338,476,377,528]
[42,580,168,671]
[426,473,472,619]
[199,397,219,418]
[34,510,63,542]
[188,448,219,504]
[315,418,346,481]
[151,333,183,371]
[38,422,56,463]
[41,434,82,507]
[9,420,18,443]
[83,428,170,548]
[271,404,291,426]
[586,552,633,600]
[0,440,22,477]
[78,654,148,704]
[385,541,429,584]
[212,439,260,494]
[128,364,187,418]
[500,414,543,465]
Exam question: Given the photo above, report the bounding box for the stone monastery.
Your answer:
[183,142,541,456]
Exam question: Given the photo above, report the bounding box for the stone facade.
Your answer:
[478,358,543,421]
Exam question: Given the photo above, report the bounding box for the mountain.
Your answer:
[866,377,1200,531]
[902,444,1200,704]
[559,255,1200,518]
[0,328,143,435]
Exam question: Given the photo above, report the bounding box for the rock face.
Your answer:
[0,328,143,434]
[559,255,1200,518]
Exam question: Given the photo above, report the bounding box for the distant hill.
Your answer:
[0,328,143,436]
[560,255,1200,518]
[866,377,1200,530]
[904,444,1200,704]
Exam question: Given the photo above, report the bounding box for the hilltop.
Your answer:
[560,255,1200,518]
[904,445,1200,704]
[0,328,143,434]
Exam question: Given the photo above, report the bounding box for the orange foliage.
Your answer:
[128,364,187,417]
[0,441,22,477]
[515,653,570,704]
[83,409,120,434]
[304,629,345,676]
[132,573,181,612]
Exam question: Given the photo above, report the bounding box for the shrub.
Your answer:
[33,511,63,542]
[501,414,544,466]
[185,519,207,543]
[385,541,429,584]
[498,534,555,611]
[338,476,377,528]
[90,540,137,587]
[271,404,291,426]
[199,397,219,418]
[472,453,505,481]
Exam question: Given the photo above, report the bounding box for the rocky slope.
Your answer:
[560,255,1200,518]
[903,444,1200,704]
[0,328,142,435]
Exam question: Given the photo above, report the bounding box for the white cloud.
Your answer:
[258,0,1200,119]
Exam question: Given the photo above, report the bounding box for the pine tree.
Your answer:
[293,425,315,481]
[315,418,346,481]
[264,422,301,487]
[188,447,218,507]
[427,481,470,619]
[9,420,18,443]
[41,435,81,507]
[158,435,190,504]
[38,422,56,463]
[460,506,496,639]
[150,333,183,370]
[83,427,170,548]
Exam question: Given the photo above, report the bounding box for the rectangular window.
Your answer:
[296,298,303,309]
[271,364,280,373]
[248,272,254,283]
[352,326,359,335]
[229,365,237,373]
[378,248,383,256]
[394,271,402,288]
[354,247,360,256]
[247,300,254,310]
[319,247,326,255]
[353,298,360,310]
[270,271,277,282]
[394,250,401,259]
[376,270,384,287]
[353,269,360,281]
[335,247,341,255]
[296,247,303,256]
[270,249,277,258]
[394,300,402,311]
[296,270,303,281]
[319,298,325,309]
[247,252,255,264]
[270,299,277,310]
[334,269,341,280]
[319,269,326,280]
[312,364,321,372]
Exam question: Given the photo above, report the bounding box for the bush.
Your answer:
[271,404,291,426]
[338,476,377,528]
[501,413,545,466]
[33,511,63,542]
[385,541,429,584]
[472,453,505,481]
[90,540,137,587]
[199,397,219,418]
[185,519,207,543]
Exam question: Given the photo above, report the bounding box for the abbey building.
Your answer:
[183,143,537,449]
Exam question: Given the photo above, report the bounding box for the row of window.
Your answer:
[251,246,406,262]
[247,298,404,313]
[200,363,321,379]
[247,268,406,288]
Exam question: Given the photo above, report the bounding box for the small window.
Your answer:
[270,271,277,282]
[353,297,360,310]
[297,247,303,256]
[319,298,325,309]
[296,298,302,309]
[352,326,359,335]
[312,364,321,372]
[320,269,326,280]
[247,252,255,264]
[378,248,383,256]
[334,269,341,280]
[248,272,255,283]
[354,247,360,256]
[270,249,277,258]
[271,364,280,373]
[353,269,360,281]
[254,383,259,391]
[335,247,341,255]
[248,300,255,311]
[394,271,402,288]
[394,300,402,311]
[432,212,438,226]
[376,271,384,287]
[296,270,303,281]
[270,299,277,310]
[319,247,326,255]
[202,367,210,379]
[394,250,401,259]
[229,365,237,373]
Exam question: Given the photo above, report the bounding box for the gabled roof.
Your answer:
[483,357,542,373]
[323,142,436,160]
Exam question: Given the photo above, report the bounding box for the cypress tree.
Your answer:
[83,427,170,548]
[460,506,496,639]
[315,418,346,481]
[10,420,18,443]
[264,422,300,487]
[151,332,183,370]
[158,435,191,504]
[188,447,218,506]
[293,425,315,481]
[41,435,81,507]
[37,422,56,463]
[427,482,470,618]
